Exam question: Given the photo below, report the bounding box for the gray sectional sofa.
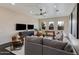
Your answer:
[25,36,75,55]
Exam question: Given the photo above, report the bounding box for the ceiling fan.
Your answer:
[31,9,47,16]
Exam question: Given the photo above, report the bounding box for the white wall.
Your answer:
[0,7,39,44]
[71,5,77,38]
[68,5,77,38]
[39,16,69,33]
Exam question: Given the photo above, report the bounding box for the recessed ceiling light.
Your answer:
[30,11,33,14]
[54,5,57,8]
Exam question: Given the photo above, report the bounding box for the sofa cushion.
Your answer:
[43,45,73,55]
[22,31,34,36]
[64,43,73,53]
[25,42,42,55]
[43,39,67,50]
[26,36,42,44]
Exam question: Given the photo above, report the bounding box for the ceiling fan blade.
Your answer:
[31,8,47,16]
[34,13,40,16]
[42,12,46,15]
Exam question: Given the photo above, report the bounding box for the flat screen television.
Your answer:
[16,24,26,30]
[27,25,34,29]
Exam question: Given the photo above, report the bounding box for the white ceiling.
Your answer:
[0,3,76,19]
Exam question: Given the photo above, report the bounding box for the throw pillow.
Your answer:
[26,36,42,44]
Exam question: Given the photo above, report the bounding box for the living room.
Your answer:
[0,3,79,55]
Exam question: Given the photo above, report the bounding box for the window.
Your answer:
[58,21,64,30]
[41,22,46,30]
[49,22,54,30]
